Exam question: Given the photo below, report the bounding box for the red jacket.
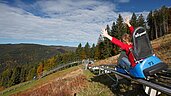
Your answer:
[111,26,136,67]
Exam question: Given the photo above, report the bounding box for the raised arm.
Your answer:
[125,17,134,35]
[101,28,127,50]
[101,28,112,40]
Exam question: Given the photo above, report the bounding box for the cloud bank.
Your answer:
[0,0,149,46]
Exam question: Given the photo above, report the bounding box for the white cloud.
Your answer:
[118,0,130,3]
[0,0,148,46]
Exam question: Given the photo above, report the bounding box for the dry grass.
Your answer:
[12,75,87,96]
[10,66,116,96]
[152,34,171,67]
[11,67,87,96]
[92,54,119,66]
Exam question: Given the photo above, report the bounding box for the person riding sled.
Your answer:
[101,17,136,70]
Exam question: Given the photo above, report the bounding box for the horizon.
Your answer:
[0,42,79,47]
[0,0,171,47]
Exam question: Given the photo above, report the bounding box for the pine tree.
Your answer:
[153,10,159,38]
[147,11,154,40]
[137,14,145,27]
[111,22,120,55]
[115,14,126,54]
[9,67,21,86]
[84,42,91,59]
[168,8,171,34]
[1,68,12,87]
[111,22,117,37]
[102,25,112,58]
[81,48,86,60]
[76,43,82,60]
[90,43,95,59]
[116,14,125,38]
[27,67,36,80]
[130,13,137,28]
[94,45,100,60]
[161,6,169,35]
[20,66,26,82]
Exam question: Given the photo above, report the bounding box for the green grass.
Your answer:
[1,66,80,96]
[78,70,149,96]
[78,81,114,96]
[77,70,114,96]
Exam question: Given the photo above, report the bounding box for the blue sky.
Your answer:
[0,0,170,47]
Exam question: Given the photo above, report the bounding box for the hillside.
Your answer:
[92,33,171,67]
[151,34,171,67]
[2,65,148,96]
[0,44,76,73]
[1,65,116,96]
[1,34,170,96]
[12,66,86,96]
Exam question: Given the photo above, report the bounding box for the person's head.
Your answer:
[121,33,131,44]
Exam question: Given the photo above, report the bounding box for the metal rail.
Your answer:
[41,61,81,78]
[101,67,171,96]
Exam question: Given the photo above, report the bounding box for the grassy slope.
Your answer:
[77,70,114,96]
[151,34,171,67]
[1,65,115,96]
[1,34,171,96]
[1,65,148,96]
[1,66,81,96]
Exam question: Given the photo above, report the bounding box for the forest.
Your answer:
[0,6,171,90]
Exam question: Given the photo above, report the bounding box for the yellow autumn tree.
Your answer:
[37,63,43,78]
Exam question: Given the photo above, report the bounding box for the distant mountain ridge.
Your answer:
[0,43,76,72]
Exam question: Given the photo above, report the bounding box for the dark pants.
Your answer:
[118,57,131,70]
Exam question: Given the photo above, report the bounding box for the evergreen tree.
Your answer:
[1,69,12,87]
[97,34,104,44]
[76,43,82,60]
[147,11,154,40]
[84,42,91,59]
[81,48,86,60]
[168,8,171,34]
[90,43,95,59]
[20,66,26,82]
[116,14,125,38]
[153,10,159,39]
[137,14,145,27]
[115,14,126,54]
[9,67,21,86]
[111,22,117,37]
[161,6,169,35]
[130,13,137,28]
[27,67,36,80]
[111,22,119,55]
[94,45,100,60]
[56,55,63,65]
[103,25,113,58]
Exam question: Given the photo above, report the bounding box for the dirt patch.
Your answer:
[12,68,87,96]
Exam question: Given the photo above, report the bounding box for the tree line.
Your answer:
[94,5,171,60]
[0,51,78,88]
[147,6,171,40]
[0,6,171,90]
